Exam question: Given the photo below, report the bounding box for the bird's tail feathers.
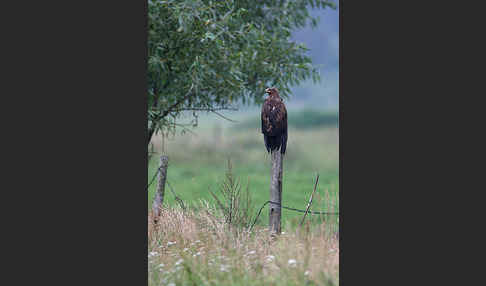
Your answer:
[265,135,282,154]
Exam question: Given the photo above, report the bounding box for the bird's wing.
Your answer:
[261,102,266,134]
[261,100,273,135]
[269,100,286,136]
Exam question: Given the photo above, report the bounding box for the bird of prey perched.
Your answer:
[261,87,288,154]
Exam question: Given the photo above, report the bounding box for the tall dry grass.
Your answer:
[148,205,338,286]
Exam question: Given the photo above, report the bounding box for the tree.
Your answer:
[148,0,336,146]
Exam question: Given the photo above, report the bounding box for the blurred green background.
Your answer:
[148,109,338,228]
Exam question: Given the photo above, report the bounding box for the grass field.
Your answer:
[148,207,339,286]
[148,110,339,230]
[148,110,339,285]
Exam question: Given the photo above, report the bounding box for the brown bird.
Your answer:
[261,87,288,154]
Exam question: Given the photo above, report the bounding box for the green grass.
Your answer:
[148,115,339,230]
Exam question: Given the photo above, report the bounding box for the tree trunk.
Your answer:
[148,127,155,147]
[269,150,283,234]
[152,155,169,220]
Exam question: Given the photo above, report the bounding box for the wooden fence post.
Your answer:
[152,155,168,220]
[269,150,283,234]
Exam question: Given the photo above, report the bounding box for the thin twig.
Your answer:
[212,110,239,122]
[249,201,272,232]
[173,124,197,136]
[300,174,319,226]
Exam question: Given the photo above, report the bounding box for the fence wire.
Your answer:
[147,165,163,190]
[148,166,339,231]
[249,200,339,231]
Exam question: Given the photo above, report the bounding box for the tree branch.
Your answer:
[171,107,238,112]
[160,84,194,119]
[212,111,238,123]
[148,84,194,145]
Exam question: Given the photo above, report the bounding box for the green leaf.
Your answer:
[147,0,331,139]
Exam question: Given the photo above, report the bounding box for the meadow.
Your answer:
[148,109,339,229]
[148,110,339,285]
[148,207,339,286]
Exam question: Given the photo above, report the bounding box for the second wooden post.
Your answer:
[152,155,168,221]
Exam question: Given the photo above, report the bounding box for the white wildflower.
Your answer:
[246,250,256,256]
[148,251,159,258]
[193,252,201,257]
[288,259,297,267]
[304,270,310,276]
[167,241,176,246]
[175,259,184,266]
[220,264,230,272]
[158,263,165,268]
[265,255,275,262]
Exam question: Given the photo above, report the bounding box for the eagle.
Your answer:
[261,87,288,154]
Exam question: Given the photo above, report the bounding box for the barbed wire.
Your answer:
[148,166,186,211]
[148,166,339,232]
[147,166,163,190]
[167,180,186,211]
[249,200,339,231]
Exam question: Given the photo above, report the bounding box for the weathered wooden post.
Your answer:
[269,150,283,234]
[152,155,168,221]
